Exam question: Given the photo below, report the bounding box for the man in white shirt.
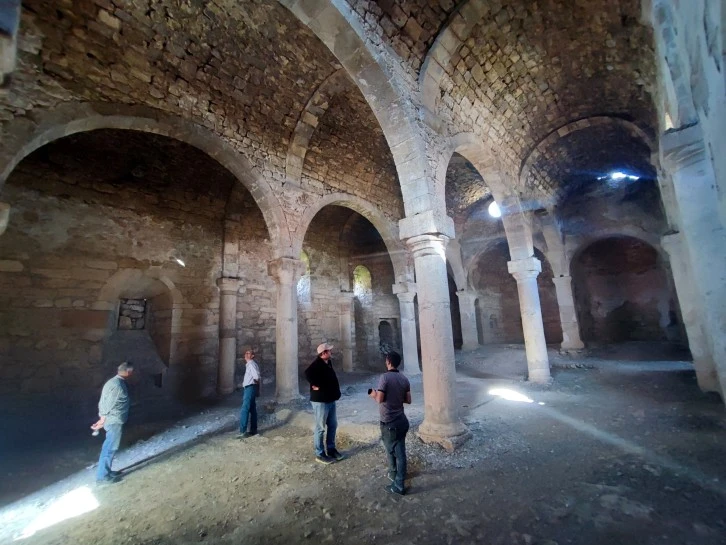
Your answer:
[238,349,260,438]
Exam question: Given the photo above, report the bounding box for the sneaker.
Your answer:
[315,454,335,465]
[385,483,405,496]
[327,448,345,461]
[237,431,257,439]
[109,470,122,478]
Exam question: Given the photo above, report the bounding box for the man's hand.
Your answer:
[311,385,320,391]
[91,416,105,430]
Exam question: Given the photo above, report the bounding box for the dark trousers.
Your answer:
[380,413,409,491]
[239,385,258,434]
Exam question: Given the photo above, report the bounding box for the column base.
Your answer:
[416,420,471,452]
[559,345,586,357]
[217,385,235,396]
[461,343,480,352]
[527,368,552,384]
[275,391,305,404]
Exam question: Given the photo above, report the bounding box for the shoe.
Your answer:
[237,431,257,439]
[315,454,335,465]
[327,448,345,461]
[385,484,405,496]
[109,470,122,478]
[96,475,122,486]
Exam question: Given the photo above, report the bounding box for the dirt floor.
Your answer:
[2,343,726,545]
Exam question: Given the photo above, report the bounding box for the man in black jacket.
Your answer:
[304,342,343,464]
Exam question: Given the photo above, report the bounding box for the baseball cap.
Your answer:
[317,342,334,355]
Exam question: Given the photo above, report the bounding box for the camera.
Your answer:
[368,388,373,395]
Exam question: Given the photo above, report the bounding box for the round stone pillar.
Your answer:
[268,257,306,402]
[551,275,585,352]
[216,277,240,396]
[507,257,551,383]
[406,234,468,450]
[393,282,420,376]
[456,290,479,351]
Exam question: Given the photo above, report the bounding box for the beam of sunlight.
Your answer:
[486,388,726,497]
[488,388,534,403]
[14,486,99,541]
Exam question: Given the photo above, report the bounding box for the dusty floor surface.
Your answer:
[2,343,726,545]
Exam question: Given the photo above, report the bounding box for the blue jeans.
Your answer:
[96,423,123,481]
[311,401,337,456]
[381,414,409,491]
[239,385,258,434]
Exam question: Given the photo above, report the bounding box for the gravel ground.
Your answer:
[2,343,725,545]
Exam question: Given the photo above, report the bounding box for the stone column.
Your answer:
[268,257,306,402]
[508,257,551,383]
[216,277,240,396]
[0,202,9,236]
[338,292,354,372]
[406,234,468,449]
[661,232,719,393]
[661,125,726,398]
[456,290,479,351]
[551,275,585,352]
[393,282,420,376]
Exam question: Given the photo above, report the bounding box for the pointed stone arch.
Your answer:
[0,102,289,251]
[278,0,434,216]
[295,192,410,283]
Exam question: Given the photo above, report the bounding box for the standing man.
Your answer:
[238,349,260,438]
[305,342,343,464]
[92,361,134,484]
[369,351,411,495]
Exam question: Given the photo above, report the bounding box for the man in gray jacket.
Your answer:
[92,361,134,484]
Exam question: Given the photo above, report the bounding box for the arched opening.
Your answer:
[571,236,685,346]
[297,250,312,304]
[534,248,563,344]
[448,270,463,350]
[0,128,270,475]
[300,205,399,371]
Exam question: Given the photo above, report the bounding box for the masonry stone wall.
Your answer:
[0,129,274,442]
[572,237,681,344]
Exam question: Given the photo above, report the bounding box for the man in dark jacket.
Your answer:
[304,342,343,464]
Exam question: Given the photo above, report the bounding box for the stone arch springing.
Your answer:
[0,102,289,252]
[443,133,535,261]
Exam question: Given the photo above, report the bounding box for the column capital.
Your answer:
[660,231,683,257]
[551,275,572,287]
[392,281,416,296]
[0,202,9,236]
[404,233,449,260]
[507,257,541,281]
[455,290,478,303]
[660,123,706,172]
[216,277,241,294]
[267,257,305,285]
[399,210,455,241]
[338,291,354,307]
